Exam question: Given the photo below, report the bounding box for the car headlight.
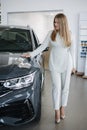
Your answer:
[4,72,35,89]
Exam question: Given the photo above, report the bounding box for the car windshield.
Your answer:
[0,27,33,52]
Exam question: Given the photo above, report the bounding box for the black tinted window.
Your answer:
[32,31,39,48]
[0,28,33,52]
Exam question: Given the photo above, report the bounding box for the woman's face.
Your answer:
[54,18,60,31]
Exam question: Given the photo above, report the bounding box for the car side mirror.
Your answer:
[43,47,49,52]
[37,44,49,52]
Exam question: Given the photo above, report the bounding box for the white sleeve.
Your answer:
[69,35,76,68]
[30,31,52,58]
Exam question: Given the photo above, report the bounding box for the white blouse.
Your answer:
[30,31,75,73]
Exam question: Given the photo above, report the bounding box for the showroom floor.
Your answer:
[1,70,87,130]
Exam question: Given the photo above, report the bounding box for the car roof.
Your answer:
[0,25,32,30]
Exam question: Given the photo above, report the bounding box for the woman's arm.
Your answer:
[22,31,52,58]
[70,35,76,73]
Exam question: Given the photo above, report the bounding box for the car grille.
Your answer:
[0,81,11,96]
[0,99,35,124]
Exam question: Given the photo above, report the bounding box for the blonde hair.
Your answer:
[51,13,71,47]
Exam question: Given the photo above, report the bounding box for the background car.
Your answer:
[0,25,45,126]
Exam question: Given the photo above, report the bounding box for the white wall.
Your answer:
[1,0,87,69]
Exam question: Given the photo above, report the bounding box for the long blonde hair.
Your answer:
[51,13,71,47]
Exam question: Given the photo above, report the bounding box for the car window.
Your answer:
[0,28,33,52]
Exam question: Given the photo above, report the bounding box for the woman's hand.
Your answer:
[71,68,76,74]
[21,53,31,58]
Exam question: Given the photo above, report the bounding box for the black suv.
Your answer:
[0,25,44,126]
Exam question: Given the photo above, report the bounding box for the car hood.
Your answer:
[0,64,36,80]
[0,53,39,80]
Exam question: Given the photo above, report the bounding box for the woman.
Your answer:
[22,13,75,124]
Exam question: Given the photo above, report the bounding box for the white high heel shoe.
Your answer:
[60,115,65,120]
[55,118,60,124]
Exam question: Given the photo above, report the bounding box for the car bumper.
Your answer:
[0,70,42,126]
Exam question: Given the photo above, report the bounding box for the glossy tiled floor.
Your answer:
[1,71,87,130]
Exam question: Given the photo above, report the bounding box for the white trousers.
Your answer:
[50,57,72,110]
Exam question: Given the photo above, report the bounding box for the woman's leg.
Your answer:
[55,110,60,123]
[60,106,65,119]
[61,64,72,107]
[50,71,61,121]
[61,58,72,117]
[61,71,71,108]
